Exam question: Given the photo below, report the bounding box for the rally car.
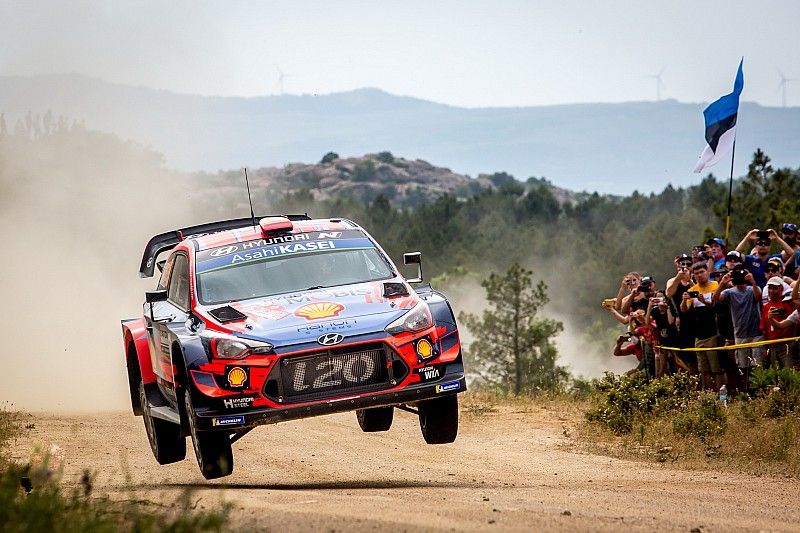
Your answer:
[122,215,466,479]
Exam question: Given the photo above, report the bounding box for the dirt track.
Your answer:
[10,401,800,532]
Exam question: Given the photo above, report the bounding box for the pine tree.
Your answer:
[459,263,567,394]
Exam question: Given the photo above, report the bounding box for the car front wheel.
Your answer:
[418,394,459,444]
[184,391,234,479]
[356,406,394,432]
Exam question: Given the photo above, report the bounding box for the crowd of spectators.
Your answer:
[603,224,800,395]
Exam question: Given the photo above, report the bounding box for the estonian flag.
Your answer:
[693,59,744,173]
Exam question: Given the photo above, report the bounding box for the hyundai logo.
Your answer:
[318,333,344,346]
[211,245,239,257]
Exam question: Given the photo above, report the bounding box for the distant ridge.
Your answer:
[1,73,798,193]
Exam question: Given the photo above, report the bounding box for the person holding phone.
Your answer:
[764,278,798,369]
[680,262,722,391]
[715,267,763,391]
[735,229,795,287]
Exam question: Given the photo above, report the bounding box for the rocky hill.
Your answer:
[192,151,575,209]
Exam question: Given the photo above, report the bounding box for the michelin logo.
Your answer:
[435,381,460,393]
[212,415,245,427]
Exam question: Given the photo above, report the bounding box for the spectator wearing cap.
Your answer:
[680,262,723,390]
[735,228,795,287]
[761,257,792,305]
[725,250,744,269]
[705,237,726,269]
[779,223,800,278]
[762,277,797,368]
[714,266,763,391]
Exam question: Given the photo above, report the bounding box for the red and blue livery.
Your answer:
[122,215,465,479]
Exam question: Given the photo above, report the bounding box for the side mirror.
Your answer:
[145,289,168,326]
[403,252,423,283]
[145,289,168,303]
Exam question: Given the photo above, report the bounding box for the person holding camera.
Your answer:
[761,277,797,368]
[761,257,792,305]
[735,229,795,287]
[779,223,800,278]
[680,262,723,390]
[665,254,698,373]
[621,275,656,314]
[714,266,763,391]
[614,272,641,311]
[646,290,678,377]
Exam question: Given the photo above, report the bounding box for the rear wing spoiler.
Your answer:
[138,214,311,278]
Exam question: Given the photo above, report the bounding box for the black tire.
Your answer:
[127,344,143,415]
[139,382,186,464]
[356,406,394,432]
[418,394,459,444]
[184,391,233,479]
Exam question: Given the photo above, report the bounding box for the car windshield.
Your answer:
[196,244,394,305]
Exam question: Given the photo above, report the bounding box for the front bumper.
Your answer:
[193,371,466,431]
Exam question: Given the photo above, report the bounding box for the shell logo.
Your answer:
[416,338,433,359]
[294,302,345,321]
[227,367,247,388]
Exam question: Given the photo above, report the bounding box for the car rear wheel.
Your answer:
[418,394,459,444]
[356,406,394,432]
[139,382,186,464]
[184,391,233,479]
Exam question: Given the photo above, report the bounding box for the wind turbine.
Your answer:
[777,68,797,108]
[275,65,295,95]
[644,67,666,101]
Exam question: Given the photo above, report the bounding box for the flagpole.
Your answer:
[724,138,736,248]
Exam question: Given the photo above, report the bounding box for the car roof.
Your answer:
[191,218,363,252]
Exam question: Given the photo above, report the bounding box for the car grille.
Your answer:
[263,343,407,404]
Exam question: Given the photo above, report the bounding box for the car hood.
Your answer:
[204,280,419,345]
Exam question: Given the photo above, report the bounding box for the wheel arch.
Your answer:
[122,319,155,416]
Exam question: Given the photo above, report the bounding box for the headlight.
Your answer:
[208,335,273,359]
[385,302,433,335]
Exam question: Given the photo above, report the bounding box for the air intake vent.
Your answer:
[208,305,247,323]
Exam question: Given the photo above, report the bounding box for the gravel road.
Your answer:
[10,402,800,532]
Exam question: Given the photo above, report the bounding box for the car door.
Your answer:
[145,254,175,382]
[153,252,190,390]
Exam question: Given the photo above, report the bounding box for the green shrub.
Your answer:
[320,151,339,164]
[672,391,727,441]
[375,151,395,164]
[750,367,800,417]
[352,160,376,182]
[586,372,699,434]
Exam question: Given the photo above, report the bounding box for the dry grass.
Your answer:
[463,382,800,478]
[575,389,800,477]
[0,406,229,532]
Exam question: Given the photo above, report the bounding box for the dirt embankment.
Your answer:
[10,401,800,532]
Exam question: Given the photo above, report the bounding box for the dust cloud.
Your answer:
[0,128,208,412]
[442,256,635,384]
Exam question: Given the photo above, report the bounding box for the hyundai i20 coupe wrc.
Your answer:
[121,215,466,479]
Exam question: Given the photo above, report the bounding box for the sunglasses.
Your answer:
[756,240,771,246]
[766,267,780,272]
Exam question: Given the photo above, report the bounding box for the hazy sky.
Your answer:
[2,0,799,107]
